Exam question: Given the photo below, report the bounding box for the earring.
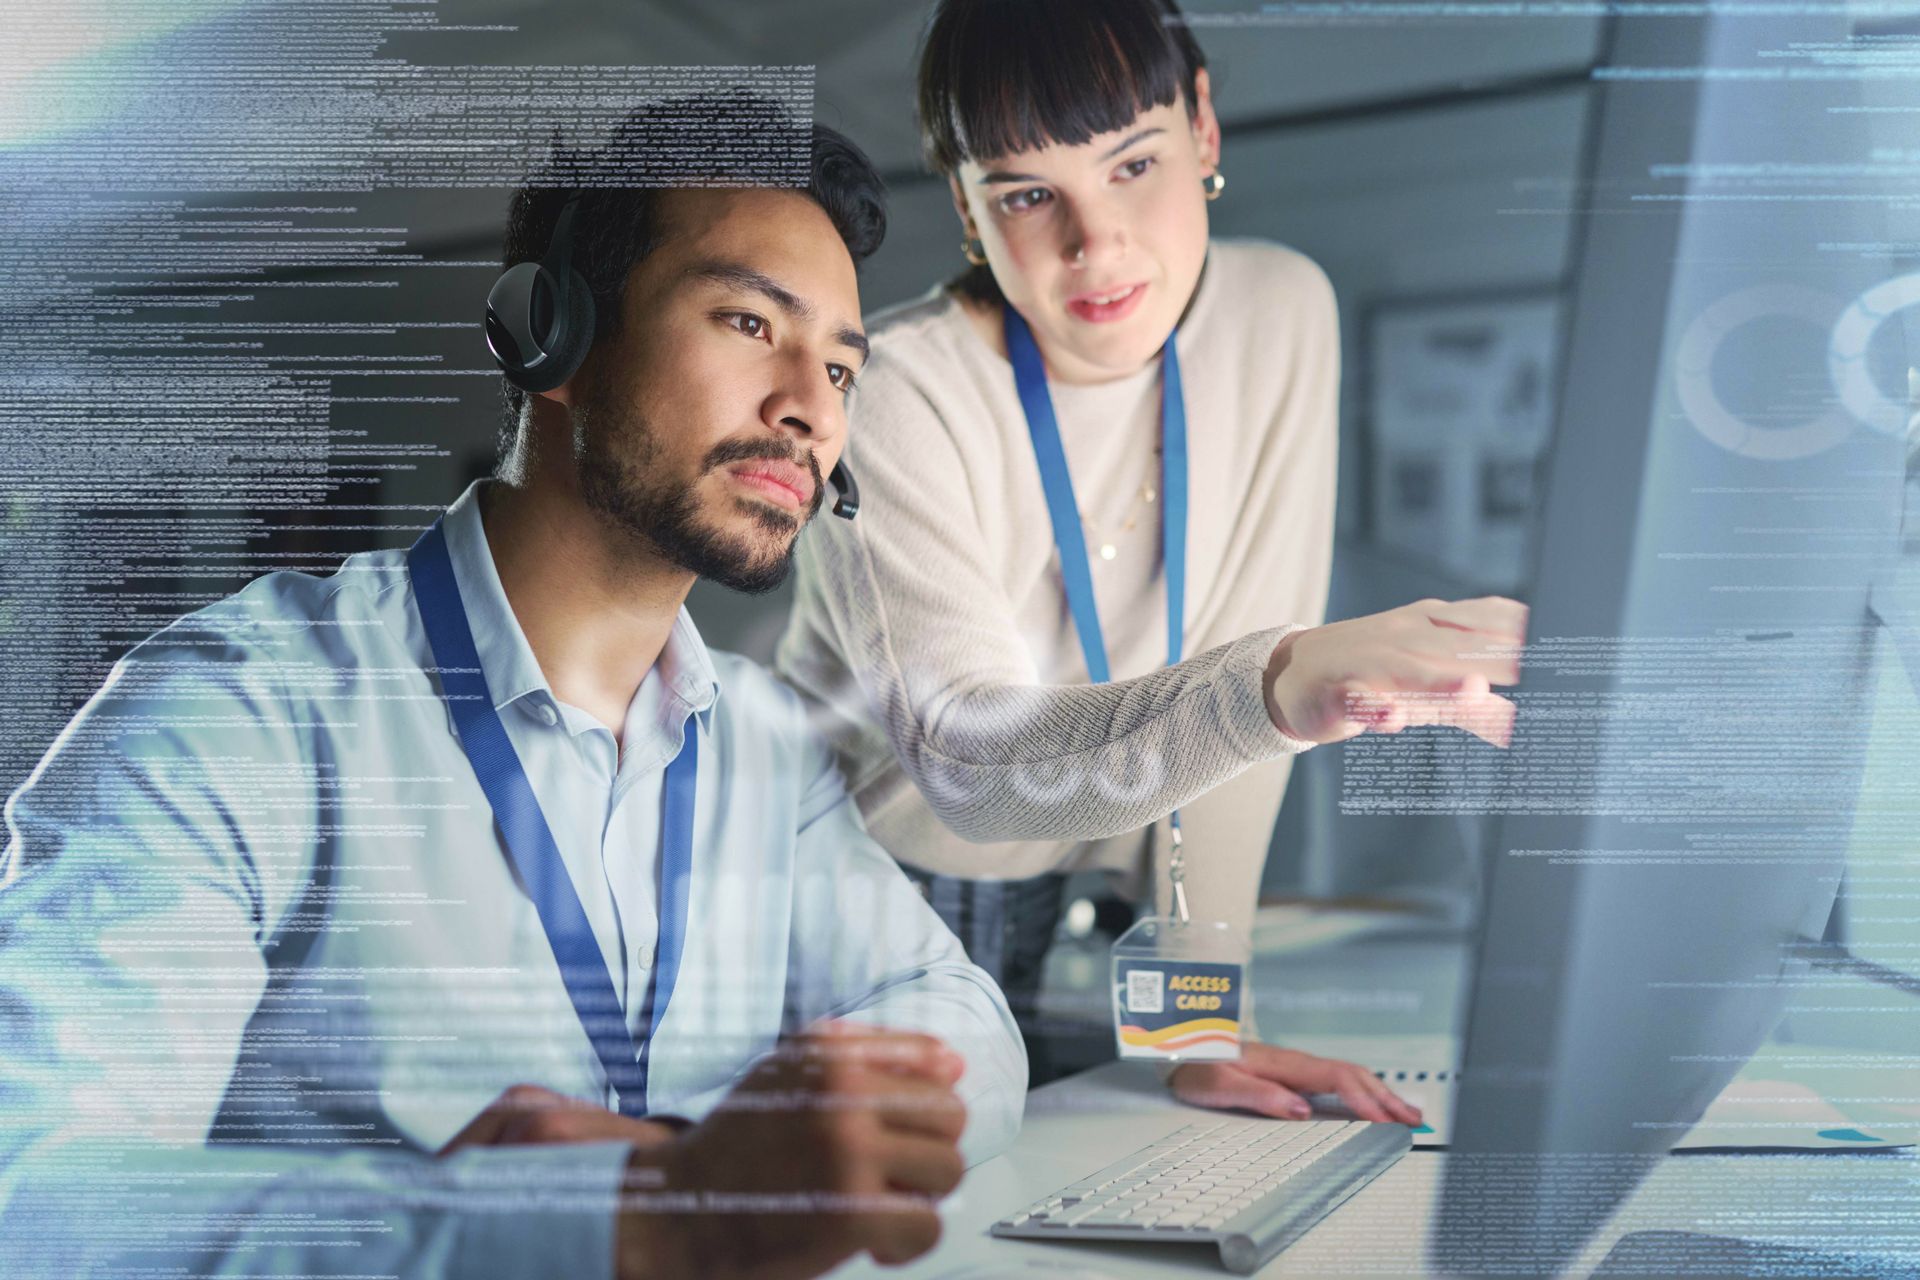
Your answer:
[961,234,989,266]
[1202,171,1226,201]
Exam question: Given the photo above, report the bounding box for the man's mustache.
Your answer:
[703,437,825,519]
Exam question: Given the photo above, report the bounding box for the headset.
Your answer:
[484,193,860,520]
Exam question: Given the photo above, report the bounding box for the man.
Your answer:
[0,99,1023,1280]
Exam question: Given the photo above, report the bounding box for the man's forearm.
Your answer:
[826,969,1027,1165]
[0,1136,633,1280]
[613,1141,692,1280]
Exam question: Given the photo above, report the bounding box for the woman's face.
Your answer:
[952,68,1221,385]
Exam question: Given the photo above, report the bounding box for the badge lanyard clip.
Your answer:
[1169,820,1191,927]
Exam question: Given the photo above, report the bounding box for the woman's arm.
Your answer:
[781,278,1520,848]
[786,357,1318,844]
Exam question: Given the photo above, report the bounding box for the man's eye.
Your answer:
[828,364,858,394]
[723,312,769,339]
[998,187,1052,215]
[1118,156,1155,180]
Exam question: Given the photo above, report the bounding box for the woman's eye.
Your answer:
[828,364,858,394]
[1118,156,1155,181]
[998,187,1052,215]
[723,312,769,339]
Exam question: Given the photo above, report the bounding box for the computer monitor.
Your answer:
[1432,6,1913,1275]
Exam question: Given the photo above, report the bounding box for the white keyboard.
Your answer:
[991,1116,1412,1274]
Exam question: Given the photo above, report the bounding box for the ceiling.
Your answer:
[409,0,1607,181]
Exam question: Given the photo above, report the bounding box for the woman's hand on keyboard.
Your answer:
[1167,1040,1422,1126]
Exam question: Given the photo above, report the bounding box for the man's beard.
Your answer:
[574,389,824,595]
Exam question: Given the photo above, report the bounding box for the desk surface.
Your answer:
[830,1061,1920,1279]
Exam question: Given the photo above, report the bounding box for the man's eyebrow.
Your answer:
[688,261,812,318]
[977,127,1166,185]
[688,259,867,364]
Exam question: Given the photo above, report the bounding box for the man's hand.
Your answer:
[618,1021,971,1280]
[1266,597,1528,748]
[1169,1040,1422,1126]
[437,1083,682,1156]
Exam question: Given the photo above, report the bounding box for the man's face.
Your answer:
[953,77,1220,385]
[567,187,867,593]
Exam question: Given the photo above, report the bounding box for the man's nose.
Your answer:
[763,355,840,449]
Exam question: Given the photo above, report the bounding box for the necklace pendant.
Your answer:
[1099,543,1118,561]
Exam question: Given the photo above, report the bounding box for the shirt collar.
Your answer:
[436,480,722,727]
[657,608,722,728]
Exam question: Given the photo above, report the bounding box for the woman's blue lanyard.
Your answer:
[1004,306,1194,924]
[407,518,697,1115]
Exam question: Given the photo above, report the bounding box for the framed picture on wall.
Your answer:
[1364,288,1564,594]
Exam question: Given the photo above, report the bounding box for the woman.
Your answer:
[777,0,1523,1117]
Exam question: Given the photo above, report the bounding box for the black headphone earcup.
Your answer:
[517,268,594,395]
[485,261,552,387]
[497,267,594,395]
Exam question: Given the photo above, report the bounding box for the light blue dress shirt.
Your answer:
[0,483,1025,1279]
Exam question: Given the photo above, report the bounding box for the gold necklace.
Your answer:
[1082,448,1162,561]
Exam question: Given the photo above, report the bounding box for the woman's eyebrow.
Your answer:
[977,127,1166,185]
[1098,126,1165,162]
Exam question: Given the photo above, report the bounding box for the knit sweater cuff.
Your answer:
[1224,623,1318,759]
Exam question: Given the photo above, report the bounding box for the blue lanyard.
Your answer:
[1005,307,1189,840]
[407,518,697,1115]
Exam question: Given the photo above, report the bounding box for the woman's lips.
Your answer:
[1065,282,1147,324]
[726,464,810,510]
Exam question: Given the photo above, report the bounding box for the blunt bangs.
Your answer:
[917,0,1207,174]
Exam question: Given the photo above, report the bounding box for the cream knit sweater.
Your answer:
[776,239,1339,936]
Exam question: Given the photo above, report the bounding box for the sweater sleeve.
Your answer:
[785,348,1318,848]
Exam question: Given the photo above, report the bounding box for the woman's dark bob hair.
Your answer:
[916,0,1208,177]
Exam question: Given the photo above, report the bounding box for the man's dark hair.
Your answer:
[496,91,888,453]
[916,0,1206,304]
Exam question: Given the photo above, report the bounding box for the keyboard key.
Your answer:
[1056,1205,1111,1227]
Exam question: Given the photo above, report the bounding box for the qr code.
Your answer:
[1126,969,1164,1014]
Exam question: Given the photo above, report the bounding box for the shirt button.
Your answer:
[637,944,655,968]
[536,703,558,727]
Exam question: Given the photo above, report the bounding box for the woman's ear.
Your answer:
[948,174,976,234]
[1191,67,1222,172]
